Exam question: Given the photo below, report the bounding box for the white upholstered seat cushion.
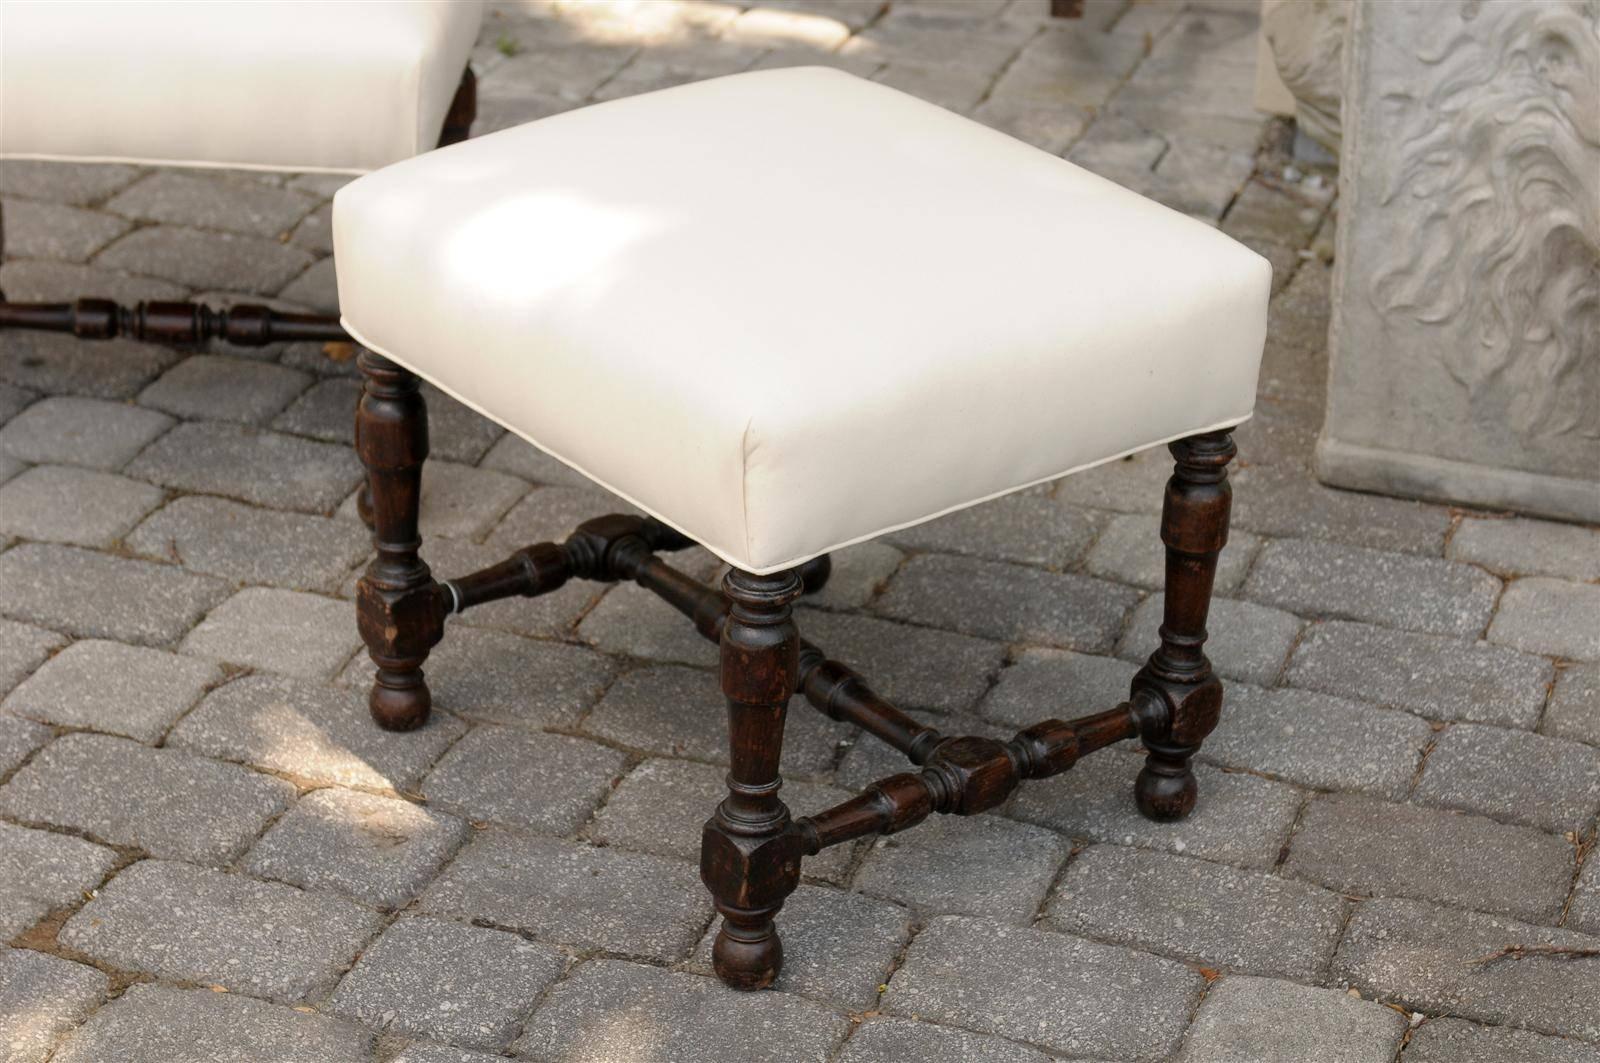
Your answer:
[0,0,482,173]
[334,67,1270,575]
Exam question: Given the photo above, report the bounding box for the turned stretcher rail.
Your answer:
[434,512,1141,854]
[0,298,351,346]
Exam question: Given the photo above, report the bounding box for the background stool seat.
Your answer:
[334,66,1271,574]
[0,0,483,173]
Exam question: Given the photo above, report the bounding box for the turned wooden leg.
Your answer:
[796,553,831,596]
[1131,430,1235,821]
[701,567,805,991]
[355,351,447,732]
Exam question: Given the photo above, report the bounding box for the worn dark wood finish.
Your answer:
[0,298,348,345]
[1049,0,1086,16]
[1129,430,1236,820]
[701,567,805,991]
[354,351,447,732]
[438,67,477,147]
[357,426,1237,987]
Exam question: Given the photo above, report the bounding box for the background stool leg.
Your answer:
[1131,430,1236,821]
[701,567,805,991]
[355,351,446,732]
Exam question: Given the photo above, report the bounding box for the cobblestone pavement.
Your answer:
[2,1,1599,1061]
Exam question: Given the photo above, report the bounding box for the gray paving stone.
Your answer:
[1230,464,1455,556]
[873,63,993,112]
[180,587,362,679]
[885,915,1202,1060]
[842,11,1030,74]
[137,354,310,424]
[797,608,1006,715]
[330,917,564,1050]
[172,673,465,791]
[419,830,710,961]
[334,460,527,541]
[1404,1017,1600,1063]
[1045,845,1345,980]
[2,638,221,741]
[1571,856,1600,935]
[1010,748,1301,869]
[1283,793,1572,924]
[1546,664,1600,746]
[1449,517,1600,582]
[243,787,467,908]
[837,1018,1058,1063]
[276,256,337,311]
[885,493,1099,569]
[1118,593,1302,686]
[60,859,382,1001]
[587,757,859,883]
[1202,683,1432,798]
[688,884,911,1008]
[582,664,850,775]
[576,581,720,667]
[1222,175,1330,245]
[392,1042,505,1063]
[1413,723,1600,834]
[0,330,177,400]
[289,201,334,255]
[0,258,187,304]
[0,382,34,425]
[479,45,638,102]
[972,96,1092,153]
[0,159,141,204]
[0,732,292,864]
[1288,619,1554,728]
[516,959,849,1063]
[0,395,173,470]
[1489,578,1600,662]
[0,821,116,939]
[1334,897,1600,1041]
[1,197,131,261]
[126,420,363,513]
[400,533,601,638]
[1246,539,1500,637]
[875,554,1141,653]
[721,5,851,47]
[0,542,228,646]
[855,813,1068,923]
[1180,975,1407,1063]
[478,432,593,487]
[802,541,904,611]
[274,379,505,465]
[0,716,50,778]
[1085,512,1261,594]
[487,485,637,550]
[0,948,106,1063]
[279,338,361,378]
[50,982,376,1063]
[423,725,627,834]
[0,464,163,547]
[339,625,617,731]
[96,225,314,292]
[126,495,371,592]
[103,171,318,236]
[980,647,1139,727]
[0,618,64,697]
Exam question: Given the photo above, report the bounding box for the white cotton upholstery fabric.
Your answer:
[0,1,482,173]
[334,67,1271,575]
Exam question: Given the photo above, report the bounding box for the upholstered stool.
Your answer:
[334,67,1270,991]
[0,0,481,345]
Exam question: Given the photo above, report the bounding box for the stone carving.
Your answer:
[1320,0,1600,522]
[1370,0,1599,441]
[1262,0,1350,152]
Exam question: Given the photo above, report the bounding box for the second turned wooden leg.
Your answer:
[355,351,447,732]
[1131,430,1236,821]
[701,567,805,991]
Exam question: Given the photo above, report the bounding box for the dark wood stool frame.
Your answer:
[351,351,1237,990]
[0,67,1241,989]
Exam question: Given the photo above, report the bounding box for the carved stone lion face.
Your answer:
[1371,0,1600,440]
